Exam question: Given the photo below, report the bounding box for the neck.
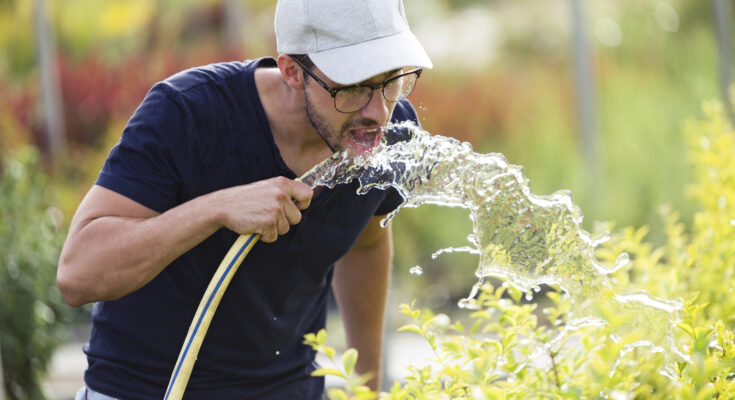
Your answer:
[255,67,332,176]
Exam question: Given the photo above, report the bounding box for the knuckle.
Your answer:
[274,191,289,202]
[264,217,277,230]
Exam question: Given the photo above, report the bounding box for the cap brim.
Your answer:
[308,29,433,85]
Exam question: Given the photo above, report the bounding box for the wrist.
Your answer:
[199,190,228,230]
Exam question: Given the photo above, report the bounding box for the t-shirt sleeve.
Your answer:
[95,83,190,213]
[374,99,421,216]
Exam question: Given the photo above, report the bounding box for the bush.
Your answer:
[0,148,71,400]
[307,102,735,399]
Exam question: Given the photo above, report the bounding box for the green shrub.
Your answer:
[0,147,71,400]
[307,102,735,399]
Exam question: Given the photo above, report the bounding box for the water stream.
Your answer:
[301,121,688,377]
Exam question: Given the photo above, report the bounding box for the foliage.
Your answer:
[306,103,735,398]
[0,147,71,400]
[304,330,377,400]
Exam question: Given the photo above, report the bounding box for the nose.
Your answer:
[360,89,390,123]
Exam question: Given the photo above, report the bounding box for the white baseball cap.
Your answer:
[275,0,433,85]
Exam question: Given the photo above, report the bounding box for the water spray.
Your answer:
[166,122,688,397]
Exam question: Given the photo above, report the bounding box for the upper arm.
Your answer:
[349,215,391,253]
[95,84,190,214]
[67,185,159,238]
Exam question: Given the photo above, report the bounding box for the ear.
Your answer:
[277,54,305,90]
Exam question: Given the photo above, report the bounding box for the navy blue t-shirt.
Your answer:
[84,57,419,399]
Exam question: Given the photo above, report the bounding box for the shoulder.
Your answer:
[391,99,420,125]
[157,57,277,97]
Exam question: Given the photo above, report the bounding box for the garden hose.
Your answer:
[164,232,260,400]
[164,177,307,400]
[163,126,408,399]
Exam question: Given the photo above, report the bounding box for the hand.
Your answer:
[214,177,313,242]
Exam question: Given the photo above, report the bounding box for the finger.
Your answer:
[258,216,276,242]
[261,231,278,243]
[276,209,290,236]
[283,199,302,225]
[289,181,313,210]
[294,198,311,210]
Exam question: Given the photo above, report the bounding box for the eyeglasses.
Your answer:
[291,57,422,113]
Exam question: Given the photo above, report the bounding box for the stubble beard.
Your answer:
[303,79,386,154]
[304,82,341,153]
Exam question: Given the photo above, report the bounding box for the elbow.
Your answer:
[57,255,94,307]
[57,269,88,307]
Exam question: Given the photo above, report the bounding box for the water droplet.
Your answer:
[409,265,423,275]
[525,291,533,301]
[275,351,280,356]
[611,253,630,272]
[730,219,735,226]
[273,316,277,321]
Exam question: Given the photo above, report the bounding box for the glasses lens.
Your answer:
[333,71,420,112]
[382,72,418,102]
[335,86,372,113]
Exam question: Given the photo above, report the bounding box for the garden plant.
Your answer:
[0,148,71,400]
[305,102,735,399]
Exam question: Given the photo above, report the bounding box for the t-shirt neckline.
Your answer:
[247,57,297,179]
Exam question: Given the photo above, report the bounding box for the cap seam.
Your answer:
[307,27,410,55]
[399,1,408,26]
[364,0,379,36]
[304,0,319,53]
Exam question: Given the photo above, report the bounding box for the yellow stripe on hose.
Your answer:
[164,232,260,400]
[165,175,309,399]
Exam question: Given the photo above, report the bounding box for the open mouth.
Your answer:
[345,127,383,155]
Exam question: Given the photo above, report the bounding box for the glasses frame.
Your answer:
[291,56,422,113]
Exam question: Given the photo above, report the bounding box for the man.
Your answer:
[57,0,431,399]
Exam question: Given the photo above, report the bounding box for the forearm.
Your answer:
[58,191,222,306]
[332,223,393,391]
[58,177,312,307]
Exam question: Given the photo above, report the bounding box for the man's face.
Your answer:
[302,68,400,154]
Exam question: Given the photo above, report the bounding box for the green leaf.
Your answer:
[398,324,424,336]
[342,348,358,376]
[317,328,327,345]
[312,368,345,378]
[326,388,350,400]
[324,346,335,359]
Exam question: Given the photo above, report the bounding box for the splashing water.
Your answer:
[409,265,423,275]
[301,121,688,375]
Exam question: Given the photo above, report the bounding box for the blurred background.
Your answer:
[1,0,733,398]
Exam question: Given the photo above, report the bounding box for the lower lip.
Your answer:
[346,129,382,155]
